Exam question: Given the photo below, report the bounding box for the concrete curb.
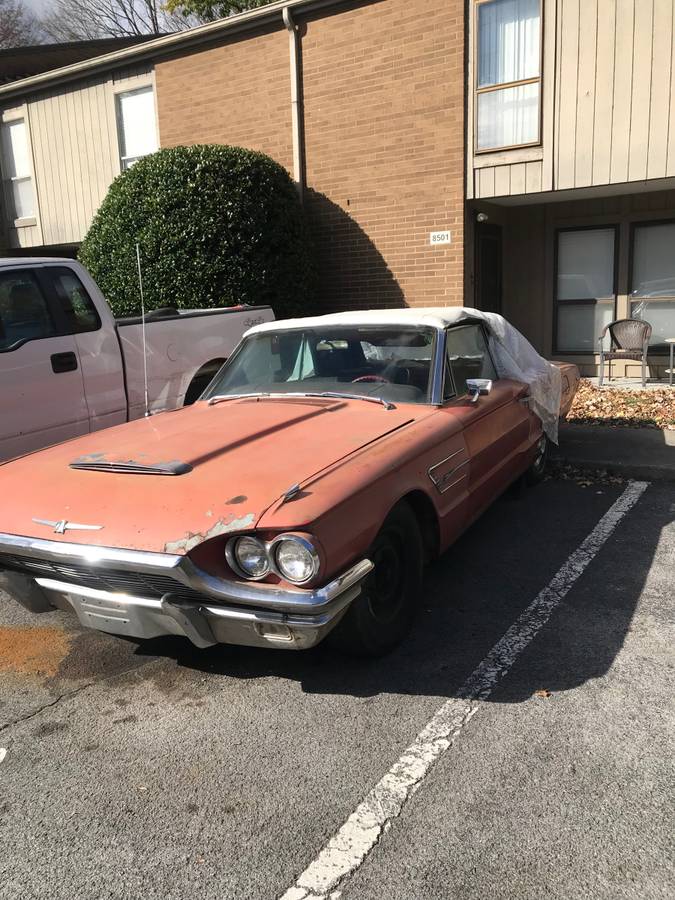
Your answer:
[552,422,675,483]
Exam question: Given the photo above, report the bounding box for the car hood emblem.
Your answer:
[32,518,104,534]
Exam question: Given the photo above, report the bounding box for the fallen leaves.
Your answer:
[547,461,626,487]
[567,380,675,429]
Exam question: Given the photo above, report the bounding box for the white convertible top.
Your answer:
[246,307,562,442]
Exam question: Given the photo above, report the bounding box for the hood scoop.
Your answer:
[70,457,193,476]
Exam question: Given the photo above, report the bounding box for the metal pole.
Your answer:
[135,242,150,417]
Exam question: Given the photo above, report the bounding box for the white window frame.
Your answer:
[112,79,159,173]
[0,107,38,228]
[474,0,544,154]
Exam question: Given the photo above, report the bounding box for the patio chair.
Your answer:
[598,319,652,387]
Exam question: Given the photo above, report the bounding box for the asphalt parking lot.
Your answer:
[0,477,673,900]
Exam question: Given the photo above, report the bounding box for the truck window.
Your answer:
[0,270,57,352]
[47,268,101,335]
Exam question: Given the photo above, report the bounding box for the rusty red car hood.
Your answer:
[0,397,419,554]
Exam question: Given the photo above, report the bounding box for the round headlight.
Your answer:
[231,536,269,578]
[274,537,319,584]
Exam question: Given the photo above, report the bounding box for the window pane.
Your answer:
[117,87,157,163]
[557,229,615,300]
[478,0,541,88]
[631,300,675,346]
[1,120,30,178]
[477,82,540,150]
[11,176,34,219]
[445,324,497,397]
[0,271,56,351]
[557,301,614,353]
[1,120,35,220]
[49,268,101,334]
[631,222,675,298]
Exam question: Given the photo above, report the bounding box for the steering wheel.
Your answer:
[351,374,390,384]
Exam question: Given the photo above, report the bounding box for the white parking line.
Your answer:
[279,480,649,900]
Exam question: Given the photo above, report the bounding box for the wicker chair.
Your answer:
[598,319,652,387]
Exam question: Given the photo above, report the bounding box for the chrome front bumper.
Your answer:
[0,533,373,650]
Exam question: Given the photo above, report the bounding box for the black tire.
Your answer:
[525,434,549,485]
[328,503,423,657]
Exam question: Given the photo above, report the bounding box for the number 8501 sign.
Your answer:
[429,230,451,246]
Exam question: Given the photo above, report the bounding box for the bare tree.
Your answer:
[40,0,197,42]
[0,0,41,48]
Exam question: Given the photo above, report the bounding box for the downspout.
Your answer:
[283,6,305,201]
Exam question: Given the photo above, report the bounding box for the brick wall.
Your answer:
[302,0,464,310]
[155,24,294,172]
[155,0,465,312]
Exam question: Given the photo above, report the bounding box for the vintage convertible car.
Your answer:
[0,309,579,656]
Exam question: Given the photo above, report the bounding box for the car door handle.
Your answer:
[51,351,78,374]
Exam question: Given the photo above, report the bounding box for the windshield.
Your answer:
[205,326,437,405]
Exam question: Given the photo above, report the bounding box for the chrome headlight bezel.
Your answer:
[272,535,320,586]
[225,535,270,580]
[225,533,321,585]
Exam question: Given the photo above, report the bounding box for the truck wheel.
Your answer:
[525,434,549,485]
[328,503,423,657]
[184,359,226,406]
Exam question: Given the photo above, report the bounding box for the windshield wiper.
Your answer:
[207,391,395,410]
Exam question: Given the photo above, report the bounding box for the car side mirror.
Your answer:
[467,378,492,403]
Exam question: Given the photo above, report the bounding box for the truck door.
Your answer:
[0,266,89,461]
[41,265,126,434]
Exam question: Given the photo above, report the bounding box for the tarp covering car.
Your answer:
[246,308,563,442]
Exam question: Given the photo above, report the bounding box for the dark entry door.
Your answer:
[474,222,502,314]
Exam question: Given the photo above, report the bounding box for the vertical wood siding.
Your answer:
[472,0,675,198]
[3,67,152,249]
[556,0,675,190]
[25,77,119,246]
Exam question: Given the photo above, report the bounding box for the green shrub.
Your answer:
[79,144,312,319]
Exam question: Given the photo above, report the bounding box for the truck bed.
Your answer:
[116,305,274,419]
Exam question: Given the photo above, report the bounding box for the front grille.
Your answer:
[0,553,206,603]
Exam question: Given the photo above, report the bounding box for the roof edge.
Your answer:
[0,0,350,101]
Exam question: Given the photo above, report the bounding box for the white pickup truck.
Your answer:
[0,257,274,461]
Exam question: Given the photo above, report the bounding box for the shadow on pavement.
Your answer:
[128,479,667,704]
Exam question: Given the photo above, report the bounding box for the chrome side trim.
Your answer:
[427,448,463,484]
[436,472,469,494]
[428,458,470,494]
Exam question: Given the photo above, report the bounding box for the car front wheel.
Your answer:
[328,502,423,657]
[525,434,549,485]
